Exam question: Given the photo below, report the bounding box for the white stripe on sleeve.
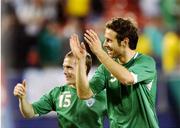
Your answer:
[130,72,138,84]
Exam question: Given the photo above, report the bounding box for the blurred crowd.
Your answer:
[2,0,180,72]
[1,0,180,127]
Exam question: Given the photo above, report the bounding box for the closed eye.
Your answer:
[105,38,112,43]
[63,66,73,70]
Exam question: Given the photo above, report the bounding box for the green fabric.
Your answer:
[32,85,107,128]
[90,53,159,128]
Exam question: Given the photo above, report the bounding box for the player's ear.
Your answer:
[122,37,129,47]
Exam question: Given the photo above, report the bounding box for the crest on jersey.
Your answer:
[85,98,95,107]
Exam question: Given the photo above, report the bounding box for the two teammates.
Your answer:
[14,17,159,128]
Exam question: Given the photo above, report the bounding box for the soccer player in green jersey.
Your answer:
[13,51,107,128]
[70,17,159,128]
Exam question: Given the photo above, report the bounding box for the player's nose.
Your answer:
[103,41,108,48]
[63,68,68,75]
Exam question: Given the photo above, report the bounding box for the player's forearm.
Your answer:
[76,59,93,99]
[96,50,134,85]
[19,98,35,118]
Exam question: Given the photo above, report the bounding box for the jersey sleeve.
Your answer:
[89,65,108,95]
[32,88,55,116]
[129,55,156,84]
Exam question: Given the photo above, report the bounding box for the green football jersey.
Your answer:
[90,53,159,128]
[32,84,107,128]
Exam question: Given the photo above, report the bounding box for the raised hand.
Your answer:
[14,80,27,99]
[70,34,86,60]
[84,29,103,55]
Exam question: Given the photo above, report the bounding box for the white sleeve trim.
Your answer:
[34,114,39,117]
[130,72,138,84]
[146,80,153,91]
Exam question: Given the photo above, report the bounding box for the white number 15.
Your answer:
[59,93,71,108]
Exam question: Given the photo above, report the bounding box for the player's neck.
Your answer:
[69,84,76,88]
[118,50,136,64]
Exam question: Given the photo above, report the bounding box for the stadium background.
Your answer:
[1,0,180,127]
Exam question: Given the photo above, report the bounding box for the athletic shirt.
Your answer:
[32,84,107,128]
[90,53,159,128]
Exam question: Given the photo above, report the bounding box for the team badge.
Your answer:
[85,98,95,107]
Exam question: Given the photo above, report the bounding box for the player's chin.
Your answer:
[66,80,75,85]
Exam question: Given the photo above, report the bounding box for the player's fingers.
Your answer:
[13,88,18,96]
[70,35,74,46]
[14,84,24,97]
[71,35,78,48]
[14,90,19,96]
[89,29,98,38]
[85,30,96,41]
[22,79,26,88]
[14,89,25,97]
[70,35,77,52]
[84,35,93,46]
[18,90,25,96]
[16,85,25,93]
[70,35,80,55]
[84,32,94,43]
[84,36,92,47]
[14,89,19,95]
[81,42,86,50]
[16,83,26,92]
[74,34,81,48]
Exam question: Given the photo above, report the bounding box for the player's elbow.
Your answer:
[22,113,34,119]
[77,88,93,99]
[77,92,93,100]
[20,109,35,119]
[78,96,89,100]
[121,77,134,85]
[78,94,92,100]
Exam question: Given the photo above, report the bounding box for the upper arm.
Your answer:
[32,89,55,116]
[89,65,107,95]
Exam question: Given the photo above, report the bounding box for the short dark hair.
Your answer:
[65,51,92,75]
[106,17,138,50]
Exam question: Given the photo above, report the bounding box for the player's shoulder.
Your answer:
[50,84,67,93]
[137,53,155,64]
